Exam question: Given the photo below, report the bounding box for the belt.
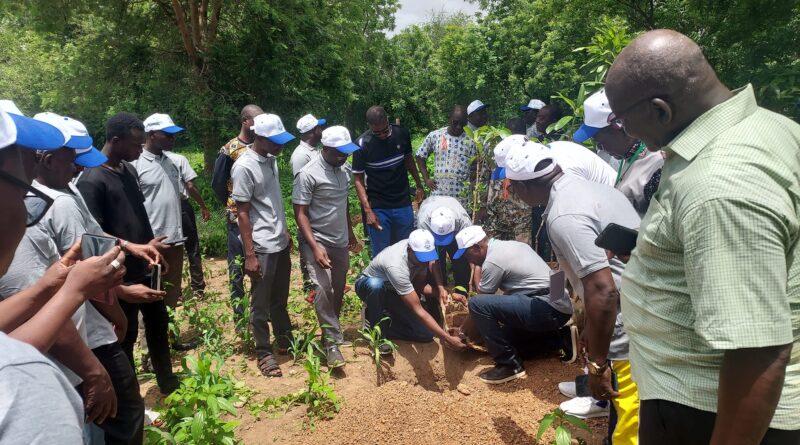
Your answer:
[524,288,550,297]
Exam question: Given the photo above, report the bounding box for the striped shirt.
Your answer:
[352,125,413,209]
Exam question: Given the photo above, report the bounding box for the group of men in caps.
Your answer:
[0,27,798,445]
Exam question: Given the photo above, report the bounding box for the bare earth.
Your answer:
[140,258,606,444]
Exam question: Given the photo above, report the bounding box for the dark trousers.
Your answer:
[437,239,471,290]
[355,275,438,342]
[639,399,800,445]
[251,247,292,359]
[227,221,245,316]
[92,342,145,445]
[181,199,206,293]
[119,286,176,387]
[468,294,570,368]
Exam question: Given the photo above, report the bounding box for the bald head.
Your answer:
[605,30,731,149]
[366,106,388,125]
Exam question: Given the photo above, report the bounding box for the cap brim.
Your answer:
[413,249,439,263]
[469,104,488,114]
[74,147,108,168]
[333,142,360,155]
[491,167,506,181]
[453,248,466,260]
[572,124,601,143]
[64,134,93,149]
[317,118,327,127]
[8,113,66,150]
[520,106,533,111]
[266,132,295,145]
[433,231,454,246]
[160,126,184,134]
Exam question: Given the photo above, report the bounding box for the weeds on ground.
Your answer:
[536,408,590,445]
[287,323,324,363]
[353,317,397,385]
[145,352,242,444]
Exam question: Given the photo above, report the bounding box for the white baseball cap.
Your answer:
[505,143,557,181]
[321,126,360,155]
[0,100,66,151]
[520,99,546,111]
[296,114,327,134]
[467,100,488,115]
[429,207,457,246]
[493,134,531,168]
[252,113,295,144]
[33,112,107,167]
[453,225,486,260]
[573,88,612,143]
[143,113,184,134]
[408,229,438,263]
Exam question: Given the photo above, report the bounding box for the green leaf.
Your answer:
[563,413,590,431]
[553,115,573,131]
[536,414,555,439]
[555,425,571,445]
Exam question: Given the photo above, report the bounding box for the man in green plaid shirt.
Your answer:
[605,30,800,445]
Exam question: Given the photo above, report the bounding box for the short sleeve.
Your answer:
[352,138,366,174]
[681,198,794,349]
[385,265,414,295]
[230,164,255,203]
[548,214,609,279]
[478,261,504,294]
[292,172,314,205]
[415,131,436,159]
[182,157,198,183]
[48,198,92,255]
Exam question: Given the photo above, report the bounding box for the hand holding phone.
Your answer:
[81,233,120,259]
[595,223,639,256]
[150,263,162,291]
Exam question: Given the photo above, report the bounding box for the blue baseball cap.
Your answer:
[144,113,185,134]
[252,113,295,145]
[572,124,602,143]
[74,146,108,168]
[408,229,438,263]
[520,99,546,112]
[491,166,506,180]
[573,88,612,143]
[321,126,360,155]
[0,101,66,151]
[453,225,487,260]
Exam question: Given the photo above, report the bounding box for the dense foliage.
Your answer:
[1,0,797,170]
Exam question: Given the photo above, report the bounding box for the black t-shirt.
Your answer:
[352,125,412,209]
[77,162,155,284]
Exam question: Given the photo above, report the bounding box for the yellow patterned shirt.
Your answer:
[220,137,252,218]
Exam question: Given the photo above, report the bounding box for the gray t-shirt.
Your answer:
[480,239,573,314]
[290,140,319,177]
[362,240,427,295]
[615,148,664,218]
[33,181,118,350]
[165,151,198,200]
[131,149,184,243]
[231,148,289,254]
[292,154,351,248]
[545,173,641,360]
[0,223,87,386]
[416,195,472,233]
[0,333,84,444]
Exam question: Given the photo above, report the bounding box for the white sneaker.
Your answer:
[559,396,609,419]
[558,381,577,398]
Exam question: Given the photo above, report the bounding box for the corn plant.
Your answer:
[536,408,590,445]
[298,344,340,426]
[353,317,397,385]
[287,323,324,363]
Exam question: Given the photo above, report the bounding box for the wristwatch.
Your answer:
[587,359,609,376]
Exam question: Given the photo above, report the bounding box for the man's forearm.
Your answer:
[711,344,792,445]
[10,287,87,352]
[416,157,431,182]
[49,322,106,381]
[293,204,319,251]
[0,281,53,332]
[582,269,619,362]
[429,261,445,287]
[405,155,424,188]
[400,292,448,339]
[186,182,207,210]
[353,175,371,211]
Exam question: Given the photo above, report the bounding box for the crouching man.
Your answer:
[355,229,466,352]
[454,225,576,384]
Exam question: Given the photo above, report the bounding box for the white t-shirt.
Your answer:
[548,141,616,186]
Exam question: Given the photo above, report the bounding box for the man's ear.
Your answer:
[651,98,673,126]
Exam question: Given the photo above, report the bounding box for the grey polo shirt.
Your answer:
[544,173,640,360]
[32,181,118,350]
[290,140,319,177]
[165,151,198,200]
[362,240,428,295]
[416,196,472,233]
[480,239,573,314]
[615,148,664,217]
[292,154,351,248]
[231,148,289,254]
[131,149,184,243]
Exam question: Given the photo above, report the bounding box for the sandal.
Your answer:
[257,354,282,377]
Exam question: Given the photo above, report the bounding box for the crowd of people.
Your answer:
[0,29,797,445]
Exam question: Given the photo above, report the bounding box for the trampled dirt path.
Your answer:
[140,258,607,444]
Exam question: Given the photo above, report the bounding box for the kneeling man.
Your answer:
[454,225,575,384]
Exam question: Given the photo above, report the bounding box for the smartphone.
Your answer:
[595,223,639,256]
[81,233,119,258]
[575,375,591,397]
[164,237,187,246]
[150,263,162,291]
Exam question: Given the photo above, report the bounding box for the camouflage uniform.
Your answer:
[484,178,532,244]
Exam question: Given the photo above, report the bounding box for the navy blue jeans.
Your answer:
[469,294,571,368]
[367,206,414,258]
[227,221,245,316]
[355,276,434,342]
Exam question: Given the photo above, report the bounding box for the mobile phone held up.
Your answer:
[150,263,162,292]
[595,223,639,256]
[81,233,119,259]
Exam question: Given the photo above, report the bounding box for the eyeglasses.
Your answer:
[607,96,656,134]
[0,169,54,227]
[372,122,392,138]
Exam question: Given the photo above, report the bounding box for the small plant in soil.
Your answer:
[287,323,324,363]
[299,344,341,427]
[536,407,590,445]
[353,317,397,384]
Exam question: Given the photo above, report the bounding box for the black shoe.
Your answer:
[558,325,578,364]
[479,364,527,384]
[378,343,394,356]
[172,339,199,352]
[157,375,181,395]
